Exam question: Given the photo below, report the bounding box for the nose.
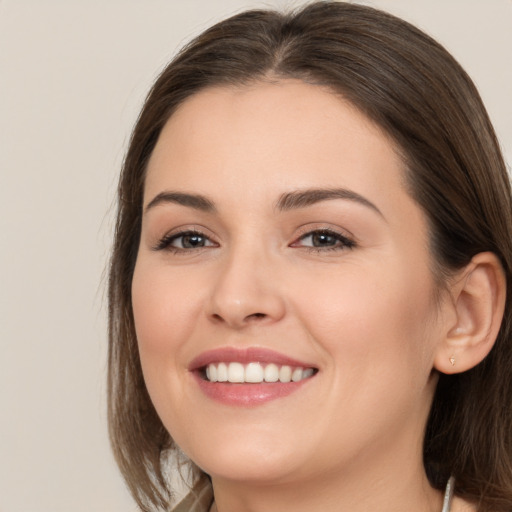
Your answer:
[206,247,286,329]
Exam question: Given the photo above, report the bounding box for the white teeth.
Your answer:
[279,365,292,382]
[206,364,217,382]
[204,362,315,384]
[245,362,264,383]
[228,362,244,383]
[264,363,279,382]
[217,362,228,382]
[291,368,303,382]
[302,368,315,379]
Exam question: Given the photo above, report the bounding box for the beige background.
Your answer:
[1,1,510,511]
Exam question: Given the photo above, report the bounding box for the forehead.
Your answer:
[145,80,406,204]
[148,80,401,181]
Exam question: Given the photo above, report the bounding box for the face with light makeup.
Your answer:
[131,80,451,488]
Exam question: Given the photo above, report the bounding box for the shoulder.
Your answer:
[172,475,213,512]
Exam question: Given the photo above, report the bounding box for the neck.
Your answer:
[213,468,442,512]
[210,457,443,512]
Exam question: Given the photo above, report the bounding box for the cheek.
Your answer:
[131,259,207,415]
[131,260,219,448]
[132,261,201,353]
[293,264,440,450]
[295,261,438,380]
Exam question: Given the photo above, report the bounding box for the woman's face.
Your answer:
[132,81,447,486]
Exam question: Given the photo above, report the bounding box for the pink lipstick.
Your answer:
[189,347,317,407]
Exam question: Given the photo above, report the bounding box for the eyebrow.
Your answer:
[145,191,216,213]
[276,188,384,217]
[144,187,383,218]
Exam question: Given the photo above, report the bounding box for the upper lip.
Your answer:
[188,347,317,371]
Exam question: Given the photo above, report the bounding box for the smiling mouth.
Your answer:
[190,347,318,405]
[203,362,317,384]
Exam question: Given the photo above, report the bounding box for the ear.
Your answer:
[434,252,506,375]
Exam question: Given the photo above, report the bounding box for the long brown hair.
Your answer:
[108,2,512,510]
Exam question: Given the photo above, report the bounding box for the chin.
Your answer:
[199,454,301,485]
[178,425,308,484]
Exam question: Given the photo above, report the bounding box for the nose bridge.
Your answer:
[208,237,285,328]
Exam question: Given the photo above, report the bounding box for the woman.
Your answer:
[107,2,512,511]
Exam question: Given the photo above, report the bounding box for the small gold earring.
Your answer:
[449,357,456,366]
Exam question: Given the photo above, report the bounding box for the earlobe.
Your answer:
[434,252,506,375]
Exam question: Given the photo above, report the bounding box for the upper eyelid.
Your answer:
[152,227,218,251]
[170,230,214,242]
[151,224,357,250]
[289,225,359,252]
[158,224,216,240]
[293,224,356,241]
[293,229,355,245]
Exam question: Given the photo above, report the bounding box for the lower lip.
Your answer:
[193,373,312,407]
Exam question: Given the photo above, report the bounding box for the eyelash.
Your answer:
[154,228,356,254]
[153,230,216,253]
[292,229,356,252]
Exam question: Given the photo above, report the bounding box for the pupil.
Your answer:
[313,232,334,246]
[183,234,204,248]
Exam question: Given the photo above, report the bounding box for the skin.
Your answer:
[132,80,476,512]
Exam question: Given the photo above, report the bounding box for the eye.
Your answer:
[291,229,355,251]
[154,230,217,252]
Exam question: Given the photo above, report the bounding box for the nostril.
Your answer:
[209,312,266,326]
[247,312,266,320]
